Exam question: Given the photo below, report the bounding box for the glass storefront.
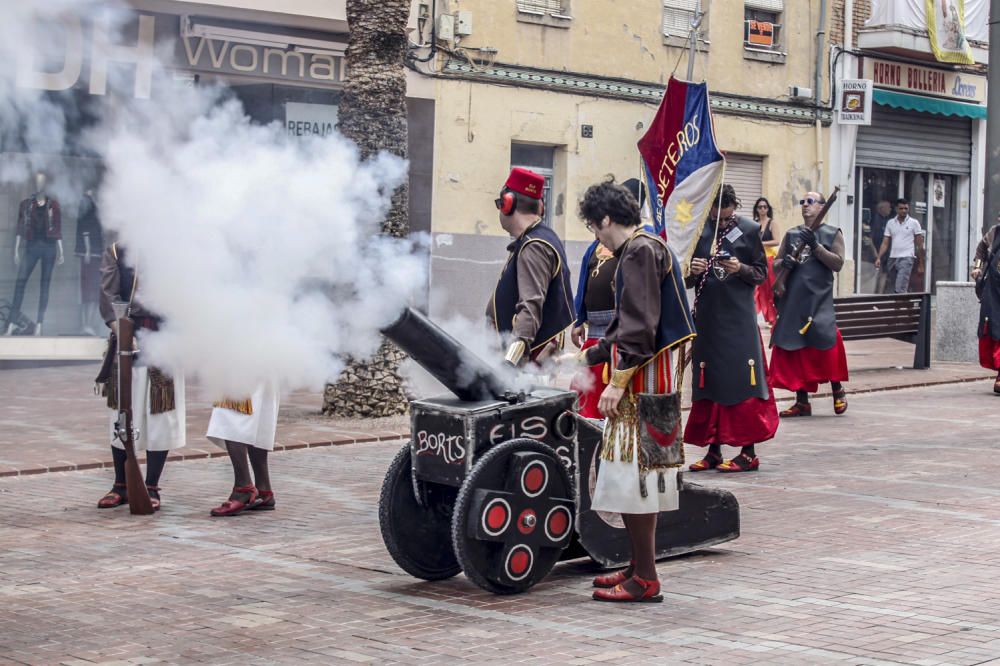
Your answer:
[854,167,960,295]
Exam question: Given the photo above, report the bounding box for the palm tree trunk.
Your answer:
[323,0,412,417]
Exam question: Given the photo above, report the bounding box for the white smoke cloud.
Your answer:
[1,1,428,399]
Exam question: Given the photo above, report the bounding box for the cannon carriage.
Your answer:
[379,307,740,594]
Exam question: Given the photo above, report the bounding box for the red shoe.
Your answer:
[98,483,127,509]
[248,490,275,511]
[780,402,812,417]
[593,575,663,603]
[210,485,258,517]
[689,453,722,472]
[833,389,848,415]
[593,562,633,588]
[717,453,759,473]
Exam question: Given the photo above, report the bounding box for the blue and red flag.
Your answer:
[638,77,725,263]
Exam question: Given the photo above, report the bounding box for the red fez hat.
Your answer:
[504,167,544,200]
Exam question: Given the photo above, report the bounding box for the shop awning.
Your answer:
[873,89,986,119]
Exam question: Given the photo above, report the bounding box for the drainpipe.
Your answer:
[984,0,1000,235]
[815,0,828,189]
[843,0,853,48]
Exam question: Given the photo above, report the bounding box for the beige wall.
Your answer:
[438,0,825,101]
[431,81,824,241]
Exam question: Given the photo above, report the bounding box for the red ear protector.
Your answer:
[496,188,544,217]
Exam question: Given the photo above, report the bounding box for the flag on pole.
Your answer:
[638,77,725,263]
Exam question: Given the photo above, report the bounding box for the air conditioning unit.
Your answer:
[788,85,813,99]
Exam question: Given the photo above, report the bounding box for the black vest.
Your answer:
[772,224,841,351]
[979,229,1000,340]
[492,223,575,352]
[690,216,769,405]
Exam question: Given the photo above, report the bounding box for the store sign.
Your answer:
[13,12,346,100]
[286,102,339,139]
[863,58,986,104]
[838,79,873,125]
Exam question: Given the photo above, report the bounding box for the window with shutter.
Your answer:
[663,0,699,38]
[744,2,782,49]
[517,0,567,15]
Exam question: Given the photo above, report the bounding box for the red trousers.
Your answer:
[571,338,607,419]
[979,336,1000,372]
[769,330,849,393]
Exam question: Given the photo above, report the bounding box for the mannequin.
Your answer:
[75,187,103,335]
[6,171,64,336]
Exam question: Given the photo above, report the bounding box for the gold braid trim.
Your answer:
[213,398,254,416]
[599,392,638,464]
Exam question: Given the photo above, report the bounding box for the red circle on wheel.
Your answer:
[547,508,569,538]
[524,466,545,493]
[517,508,537,535]
[510,549,530,575]
[486,504,508,531]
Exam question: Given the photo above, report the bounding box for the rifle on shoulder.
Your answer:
[113,303,155,516]
[772,187,840,301]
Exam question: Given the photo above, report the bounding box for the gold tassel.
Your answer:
[602,363,609,385]
[214,398,254,415]
[749,359,756,386]
[148,367,176,414]
[799,317,813,335]
[599,394,638,464]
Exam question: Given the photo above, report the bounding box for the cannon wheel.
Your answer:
[379,443,462,581]
[451,438,574,594]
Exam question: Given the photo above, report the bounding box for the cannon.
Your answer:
[378,307,739,594]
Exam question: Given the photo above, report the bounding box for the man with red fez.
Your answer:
[684,184,779,473]
[971,217,1000,394]
[770,192,850,417]
[576,179,695,603]
[487,167,575,366]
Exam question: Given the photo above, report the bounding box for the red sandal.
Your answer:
[210,485,258,517]
[780,402,812,417]
[248,490,275,511]
[98,483,127,509]
[833,389,848,415]
[689,453,722,472]
[593,562,633,588]
[717,453,760,473]
[592,575,663,603]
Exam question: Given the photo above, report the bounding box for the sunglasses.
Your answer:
[494,198,503,210]
[799,197,825,205]
[756,204,769,208]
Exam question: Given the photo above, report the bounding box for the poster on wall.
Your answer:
[933,178,946,207]
[285,103,339,140]
[926,0,975,64]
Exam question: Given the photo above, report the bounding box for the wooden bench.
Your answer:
[833,292,931,369]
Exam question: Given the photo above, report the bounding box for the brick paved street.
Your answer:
[3,379,1000,664]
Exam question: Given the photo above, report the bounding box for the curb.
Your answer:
[0,374,993,479]
[0,431,409,479]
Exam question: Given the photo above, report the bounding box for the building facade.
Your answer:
[410,0,834,320]
[0,0,434,357]
[828,0,988,295]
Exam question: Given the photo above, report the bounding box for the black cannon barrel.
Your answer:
[381,307,511,402]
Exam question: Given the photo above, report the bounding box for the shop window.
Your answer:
[516,0,572,28]
[511,143,555,228]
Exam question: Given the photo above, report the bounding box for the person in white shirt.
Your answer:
[874,198,925,294]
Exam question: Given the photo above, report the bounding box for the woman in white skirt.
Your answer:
[577,180,695,603]
[207,383,280,516]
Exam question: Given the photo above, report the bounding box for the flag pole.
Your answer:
[686,0,705,81]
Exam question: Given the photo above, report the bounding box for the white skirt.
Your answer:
[591,423,679,515]
[108,366,186,452]
[206,383,280,451]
